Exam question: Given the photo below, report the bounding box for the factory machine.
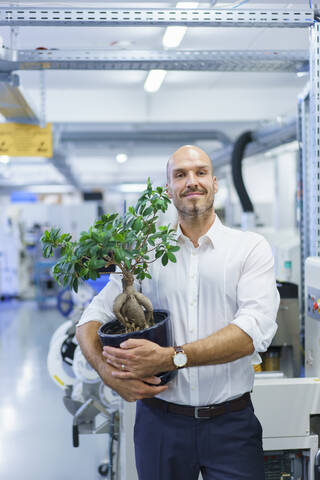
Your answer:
[47,282,126,480]
[249,257,320,480]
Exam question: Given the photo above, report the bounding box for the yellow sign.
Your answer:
[0,122,53,157]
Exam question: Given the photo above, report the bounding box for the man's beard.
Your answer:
[176,197,214,218]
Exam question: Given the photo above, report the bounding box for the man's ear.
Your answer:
[166,183,172,198]
[213,177,218,195]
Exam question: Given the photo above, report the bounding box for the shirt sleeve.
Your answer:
[77,274,122,327]
[231,235,280,353]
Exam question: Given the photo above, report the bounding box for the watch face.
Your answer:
[174,352,187,368]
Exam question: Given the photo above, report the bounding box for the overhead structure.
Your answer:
[0,6,314,28]
[0,3,317,268]
[49,152,81,189]
[211,117,297,169]
[0,76,39,124]
[0,49,309,73]
[57,122,232,145]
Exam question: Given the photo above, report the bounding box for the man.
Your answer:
[76,145,280,480]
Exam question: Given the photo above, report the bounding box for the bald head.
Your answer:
[166,145,213,183]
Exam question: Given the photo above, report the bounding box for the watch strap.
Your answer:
[173,345,184,354]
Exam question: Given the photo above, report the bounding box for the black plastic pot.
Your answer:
[98,309,177,385]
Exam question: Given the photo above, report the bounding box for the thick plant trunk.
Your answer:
[112,273,154,333]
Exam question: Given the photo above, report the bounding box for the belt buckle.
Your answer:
[194,406,212,419]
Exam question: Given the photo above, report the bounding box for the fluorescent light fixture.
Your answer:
[144,70,167,93]
[0,156,10,164]
[176,1,199,6]
[116,153,128,164]
[162,2,198,49]
[297,71,308,78]
[25,185,77,193]
[119,183,147,193]
[163,26,187,49]
[145,2,198,92]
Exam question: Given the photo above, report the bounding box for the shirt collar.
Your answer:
[175,214,222,248]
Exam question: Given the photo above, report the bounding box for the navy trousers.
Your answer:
[134,397,264,480]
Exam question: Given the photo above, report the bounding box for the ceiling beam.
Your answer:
[0,7,313,28]
[49,152,81,189]
[56,122,232,145]
[0,49,308,73]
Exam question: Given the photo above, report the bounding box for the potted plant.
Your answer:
[41,179,180,384]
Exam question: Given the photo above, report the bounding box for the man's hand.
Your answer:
[99,362,168,402]
[76,322,169,402]
[102,338,174,380]
[108,373,168,402]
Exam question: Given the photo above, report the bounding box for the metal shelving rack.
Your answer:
[0,3,316,263]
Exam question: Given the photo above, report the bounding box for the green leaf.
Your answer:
[73,277,79,292]
[169,245,180,252]
[161,253,168,266]
[167,252,177,263]
[144,206,153,216]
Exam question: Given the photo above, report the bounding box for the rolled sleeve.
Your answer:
[231,236,280,353]
[77,274,122,327]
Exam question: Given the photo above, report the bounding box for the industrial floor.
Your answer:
[0,300,108,480]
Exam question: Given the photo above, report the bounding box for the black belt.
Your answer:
[141,392,250,419]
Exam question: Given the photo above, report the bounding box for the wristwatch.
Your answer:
[172,346,188,369]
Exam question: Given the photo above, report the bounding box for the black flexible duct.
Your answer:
[231,131,254,213]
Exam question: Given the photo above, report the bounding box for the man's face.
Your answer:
[167,149,218,218]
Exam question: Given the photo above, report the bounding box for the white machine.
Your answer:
[305,257,320,378]
[47,282,125,480]
[248,257,320,480]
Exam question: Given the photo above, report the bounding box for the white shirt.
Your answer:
[78,215,280,406]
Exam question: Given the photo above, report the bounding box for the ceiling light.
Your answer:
[25,185,77,193]
[162,26,188,49]
[0,156,10,164]
[144,70,167,93]
[162,2,198,49]
[116,153,128,164]
[297,71,308,78]
[176,2,199,8]
[119,184,147,193]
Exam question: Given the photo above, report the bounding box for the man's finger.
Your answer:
[144,385,168,396]
[112,371,135,379]
[142,376,161,385]
[103,349,133,361]
[103,346,126,355]
[120,338,149,349]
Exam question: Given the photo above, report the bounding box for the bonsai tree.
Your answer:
[41,179,179,333]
